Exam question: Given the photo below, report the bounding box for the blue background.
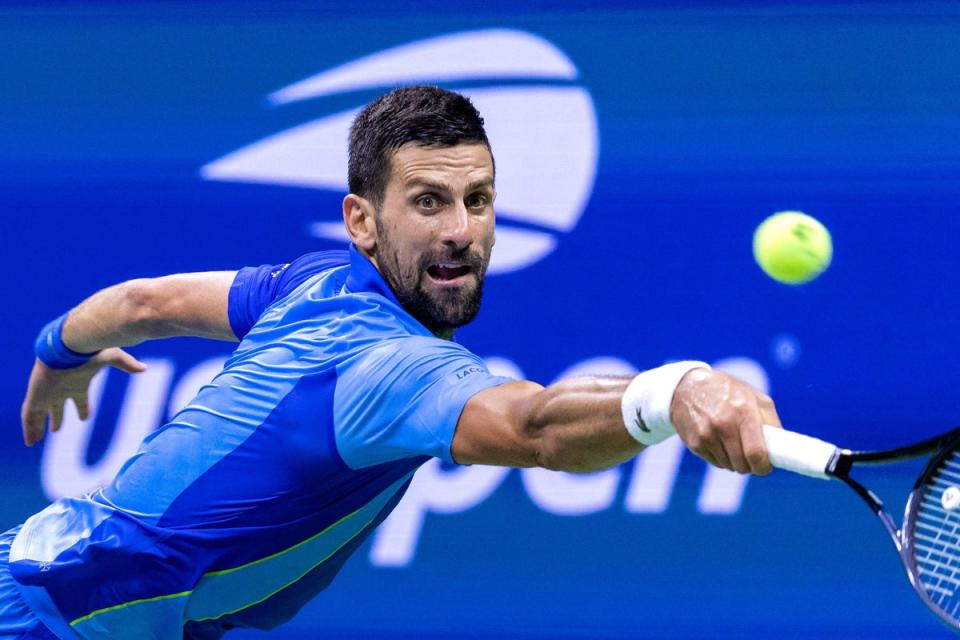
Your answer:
[2,1,960,637]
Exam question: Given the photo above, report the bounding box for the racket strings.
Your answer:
[912,451,960,620]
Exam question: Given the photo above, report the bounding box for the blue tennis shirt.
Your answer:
[8,246,511,639]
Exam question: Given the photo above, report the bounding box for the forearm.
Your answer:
[457,363,777,476]
[521,376,643,473]
[456,363,706,471]
[519,361,711,472]
[60,273,236,353]
[59,279,156,352]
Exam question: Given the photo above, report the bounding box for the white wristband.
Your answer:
[621,361,711,446]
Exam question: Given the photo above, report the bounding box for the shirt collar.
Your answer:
[345,244,402,306]
[344,244,460,341]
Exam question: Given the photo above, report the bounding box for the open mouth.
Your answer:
[427,263,472,284]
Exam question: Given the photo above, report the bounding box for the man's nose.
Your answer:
[440,202,472,250]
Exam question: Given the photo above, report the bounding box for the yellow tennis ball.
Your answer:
[753,211,832,285]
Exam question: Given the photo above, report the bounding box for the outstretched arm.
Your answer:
[452,365,782,475]
[21,271,237,446]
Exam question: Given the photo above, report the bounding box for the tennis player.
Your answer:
[4,86,781,639]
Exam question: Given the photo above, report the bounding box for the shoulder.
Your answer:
[285,250,351,272]
[271,250,350,293]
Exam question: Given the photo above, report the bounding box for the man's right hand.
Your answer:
[670,367,783,475]
[20,349,148,447]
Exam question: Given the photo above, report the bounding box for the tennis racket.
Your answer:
[762,424,960,633]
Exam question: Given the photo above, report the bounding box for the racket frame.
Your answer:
[823,426,960,632]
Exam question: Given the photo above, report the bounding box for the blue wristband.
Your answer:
[34,313,99,369]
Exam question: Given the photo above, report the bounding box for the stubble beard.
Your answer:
[375,229,489,336]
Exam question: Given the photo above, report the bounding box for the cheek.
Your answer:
[476,217,496,248]
[382,222,433,266]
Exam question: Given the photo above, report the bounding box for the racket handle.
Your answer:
[762,425,839,480]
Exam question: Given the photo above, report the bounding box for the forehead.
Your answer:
[389,142,494,189]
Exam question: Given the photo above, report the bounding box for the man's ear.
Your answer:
[342,194,378,254]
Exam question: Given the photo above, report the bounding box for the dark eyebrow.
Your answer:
[466,178,495,192]
[404,178,495,194]
[404,179,451,194]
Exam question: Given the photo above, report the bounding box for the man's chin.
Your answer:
[417,287,482,332]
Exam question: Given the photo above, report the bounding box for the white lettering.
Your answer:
[522,467,620,515]
[624,436,685,513]
[698,467,750,515]
[369,461,509,567]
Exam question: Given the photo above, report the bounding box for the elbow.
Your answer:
[120,278,168,336]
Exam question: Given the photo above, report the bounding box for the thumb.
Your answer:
[103,348,148,374]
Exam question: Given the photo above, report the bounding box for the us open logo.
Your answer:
[200,29,599,274]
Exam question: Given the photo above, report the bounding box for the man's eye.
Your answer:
[466,194,489,208]
[417,195,439,210]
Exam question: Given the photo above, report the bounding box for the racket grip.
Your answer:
[762,425,839,480]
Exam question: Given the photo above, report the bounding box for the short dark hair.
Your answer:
[348,86,492,208]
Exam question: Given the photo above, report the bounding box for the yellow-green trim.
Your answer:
[204,509,359,578]
[70,590,191,626]
[68,495,377,628]
[189,512,372,622]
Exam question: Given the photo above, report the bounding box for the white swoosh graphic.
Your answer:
[268,29,578,105]
[201,86,597,233]
[201,30,599,275]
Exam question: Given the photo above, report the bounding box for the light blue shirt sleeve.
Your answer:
[333,336,513,468]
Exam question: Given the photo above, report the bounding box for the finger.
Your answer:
[757,393,783,428]
[710,421,750,473]
[49,405,64,433]
[679,428,719,469]
[684,434,719,468]
[721,433,751,475]
[21,405,46,447]
[110,350,148,374]
[72,394,91,421]
[702,441,732,472]
[695,420,742,472]
[740,416,772,475]
[750,393,783,475]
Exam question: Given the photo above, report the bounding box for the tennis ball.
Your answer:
[753,211,832,285]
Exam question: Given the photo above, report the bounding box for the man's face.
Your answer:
[372,142,496,337]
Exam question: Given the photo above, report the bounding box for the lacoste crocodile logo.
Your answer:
[634,407,650,433]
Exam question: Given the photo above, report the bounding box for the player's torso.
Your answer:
[10,266,428,639]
